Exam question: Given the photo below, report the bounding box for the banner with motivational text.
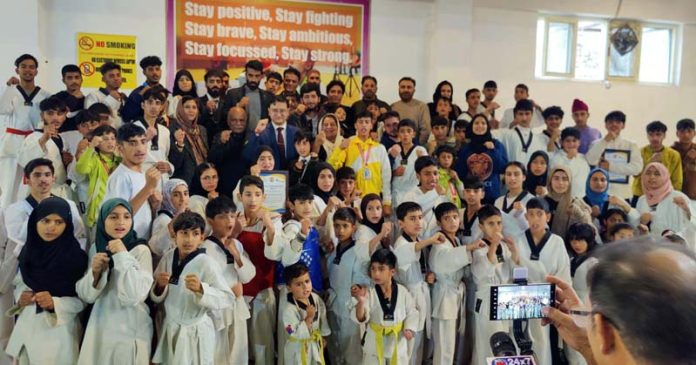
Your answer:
[76,32,138,89]
[166,0,370,102]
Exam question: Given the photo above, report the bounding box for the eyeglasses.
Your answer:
[568,297,621,331]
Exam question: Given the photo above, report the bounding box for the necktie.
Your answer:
[277,127,286,164]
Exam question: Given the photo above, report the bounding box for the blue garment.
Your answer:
[121,83,149,123]
[455,139,508,203]
[275,227,323,291]
[585,168,610,208]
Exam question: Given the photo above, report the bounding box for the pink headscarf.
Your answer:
[641,162,673,206]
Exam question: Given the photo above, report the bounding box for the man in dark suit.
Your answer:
[221,60,274,135]
[198,69,225,145]
[242,95,298,170]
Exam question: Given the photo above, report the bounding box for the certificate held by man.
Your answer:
[603,149,631,184]
[260,170,288,213]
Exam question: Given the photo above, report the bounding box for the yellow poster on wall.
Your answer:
[76,32,137,89]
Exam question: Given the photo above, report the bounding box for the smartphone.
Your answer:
[489,283,555,321]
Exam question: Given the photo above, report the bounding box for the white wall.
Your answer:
[0,0,41,83]
[2,0,696,144]
[468,0,696,144]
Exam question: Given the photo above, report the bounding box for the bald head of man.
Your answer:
[585,237,696,365]
[227,106,247,134]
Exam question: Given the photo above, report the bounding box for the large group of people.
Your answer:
[0,52,694,365]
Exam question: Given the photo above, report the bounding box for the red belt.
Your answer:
[5,128,33,136]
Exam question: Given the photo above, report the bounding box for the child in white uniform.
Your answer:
[352,248,419,365]
[281,263,330,365]
[150,212,235,365]
[393,201,447,364]
[202,196,256,365]
[516,198,571,365]
[471,205,520,364]
[326,207,371,365]
[429,202,485,365]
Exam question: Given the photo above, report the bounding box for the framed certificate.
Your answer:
[603,149,631,184]
[259,170,288,213]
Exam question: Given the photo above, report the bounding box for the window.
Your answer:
[537,16,679,84]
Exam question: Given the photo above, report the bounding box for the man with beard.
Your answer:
[391,77,431,145]
[379,111,401,167]
[208,107,249,197]
[52,64,85,132]
[221,60,275,134]
[0,54,52,208]
[349,75,390,129]
[122,55,165,122]
[295,82,323,136]
[322,80,353,134]
[197,69,225,145]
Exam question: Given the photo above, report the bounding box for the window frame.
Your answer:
[542,17,578,78]
[537,15,680,85]
[636,22,679,84]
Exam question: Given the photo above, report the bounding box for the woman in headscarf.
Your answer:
[315,113,344,161]
[149,179,189,262]
[168,69,198,117]
[76,198,153,365]
[636,162,696,240]
[428,80,462,118]
[525,150,549,196]
[6,197,88,365]
[355,194,393,255]
[543,166,592,237]
[311,162,340,239]
[583,168,639,233]
[455,114,508,204]
[169,96,209,184]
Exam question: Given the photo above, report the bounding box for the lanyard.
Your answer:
[357,143,372,168]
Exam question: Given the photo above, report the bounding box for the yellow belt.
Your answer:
[288,329,325,365]
[369,321,404,365]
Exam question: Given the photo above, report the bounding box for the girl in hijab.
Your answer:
[315,113,344,161]
[637,162,696,241]
[168,69,198,117]
[312,162,341,242]
[6,197,88,365]
[455,114,508,204]
[149,179,189,262]
[169,96,209,184]
[544,166,593,237]
[355,194,393,255]
[428,80,462,118]
[583,168,639,234]
[76,198,153,365]
[525,150,549,196]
